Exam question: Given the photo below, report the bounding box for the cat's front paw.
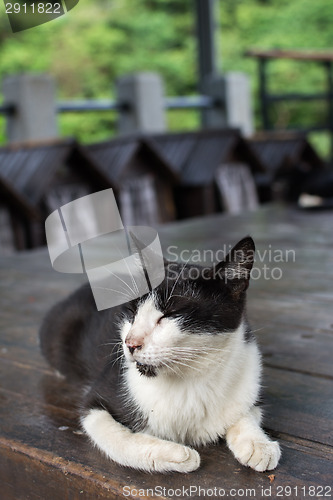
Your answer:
[148,441,200,473]
[229,437,281,472]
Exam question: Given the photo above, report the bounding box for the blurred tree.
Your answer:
[0,0,332,156]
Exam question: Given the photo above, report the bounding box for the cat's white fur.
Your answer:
[82,297,281,473]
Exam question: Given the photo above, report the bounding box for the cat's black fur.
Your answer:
[40,237,255,431]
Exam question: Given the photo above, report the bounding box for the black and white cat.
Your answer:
[40,236,281,473]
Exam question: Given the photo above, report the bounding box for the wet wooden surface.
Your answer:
[0,204,332,499]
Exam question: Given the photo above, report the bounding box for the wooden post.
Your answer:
[203,73,254,136]
[2,74,58,143]
[116,73,166,135]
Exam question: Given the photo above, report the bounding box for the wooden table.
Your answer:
[0,205,332,499]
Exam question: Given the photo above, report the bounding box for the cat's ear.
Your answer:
[212,236,255,297]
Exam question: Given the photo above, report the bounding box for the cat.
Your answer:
[39,236,281,473]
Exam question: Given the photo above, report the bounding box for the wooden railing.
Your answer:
[246,49,333,157]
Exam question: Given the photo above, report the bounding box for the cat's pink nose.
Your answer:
[125,340,142,356]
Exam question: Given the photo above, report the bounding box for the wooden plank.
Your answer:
[0,205,332,499]
[1,344,332,455]
[0,439,136,500]
[248,294,333,331]
[250,273,333,299]
[0,388,332,500]
[0,416,332,500]
[262,367,333,446]
[0,334,46,371]
[257,324,333,378]
[245,48,333,62]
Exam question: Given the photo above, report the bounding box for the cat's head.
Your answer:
[120,236,255,378]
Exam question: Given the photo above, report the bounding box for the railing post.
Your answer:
[203,73,254,136]
[258,58,271,130]
[2,74,58,143]
[324,61,333,162]
[195,0,218,93]
[116,72,166,135]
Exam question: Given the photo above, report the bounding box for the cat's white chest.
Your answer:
[125,339,261,447]
[126,365,230,445]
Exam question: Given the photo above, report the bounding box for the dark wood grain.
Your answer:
[0,204,332,499]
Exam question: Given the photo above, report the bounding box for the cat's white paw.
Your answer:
[229,437,281,472]
[147,441,200,473]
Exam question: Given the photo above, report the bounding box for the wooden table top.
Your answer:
[1,204,332,499]
[245,48,333,62]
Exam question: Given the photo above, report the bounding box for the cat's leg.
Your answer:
[225,407,281,472]
[82,409,200,473]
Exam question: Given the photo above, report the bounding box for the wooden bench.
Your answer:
[0,205,332,499]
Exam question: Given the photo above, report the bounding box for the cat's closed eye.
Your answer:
[157,315,165,324]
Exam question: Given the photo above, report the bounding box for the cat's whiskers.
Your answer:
[163,346,231,352]
[163,267,171,305]
[112,239,141,298]
[251,326,267,334]
[158,358,183,378]
[100,340,122,346]
[166,293,193,300]
[111,342,124,356]
[166,258,191,304]
[170,358,202,373]
[108,350,126,368]
[161,346,233,357]
[101,265,138,300]
[146,351,203,373]
[93,286,134,300]
[161,357,188,379]
[98,340,123,361]
[100,340,123,357]
[168,354,222,369]
[155,345,233,373]
[102,340,126,366]
[121,253,140,297]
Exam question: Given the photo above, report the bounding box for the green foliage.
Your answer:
[0,0,332,156]
[218,0,333,157]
